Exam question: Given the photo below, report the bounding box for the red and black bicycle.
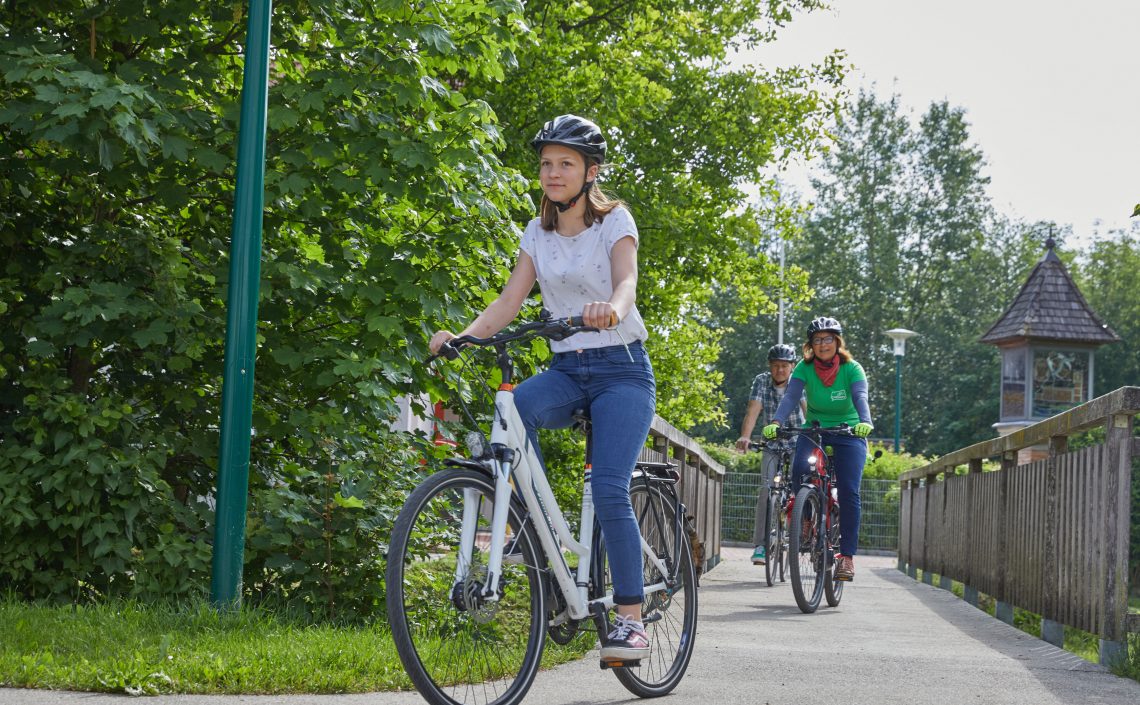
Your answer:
[778,423,854,614]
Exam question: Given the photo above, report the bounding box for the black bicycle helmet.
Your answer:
[530,114,607,164]
[767,343,797,362]
[806,316,843,340]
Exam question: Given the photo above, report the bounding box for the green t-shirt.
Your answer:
[791,358,866,427]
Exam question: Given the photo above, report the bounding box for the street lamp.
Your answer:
[884,328,919,452]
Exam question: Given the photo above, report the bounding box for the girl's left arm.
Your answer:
[583,235,638,328]
[607,236,638,321]
[851,379,872,424]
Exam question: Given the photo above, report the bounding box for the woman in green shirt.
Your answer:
[764,316,873,581]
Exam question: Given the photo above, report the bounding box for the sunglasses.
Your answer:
[811,335,836,346]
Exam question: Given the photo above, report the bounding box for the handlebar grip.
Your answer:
[567,312,618,328]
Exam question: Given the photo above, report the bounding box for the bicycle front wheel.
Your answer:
[386,469,546,705]
[788,485,824,613]
[763,492,779,587]
[775,499,788,583]
[595,481,698,697]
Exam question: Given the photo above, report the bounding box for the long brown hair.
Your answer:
[802,334,854,364]
[539,159,625,231]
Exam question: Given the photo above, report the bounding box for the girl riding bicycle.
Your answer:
[763,316,872,581]
[429,114,654,662]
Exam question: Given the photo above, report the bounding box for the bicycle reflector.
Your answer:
[465,430,489,459]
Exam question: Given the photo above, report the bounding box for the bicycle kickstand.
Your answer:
[589,602,642,670]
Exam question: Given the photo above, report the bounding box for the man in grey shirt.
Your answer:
[735,343,805,564]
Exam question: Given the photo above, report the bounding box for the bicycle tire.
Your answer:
[788,485,824,613]
[775,498,787,583]
[386,469,546,705]
[823,504,844,607]
[763,492,779,587]
[594,481,697,697]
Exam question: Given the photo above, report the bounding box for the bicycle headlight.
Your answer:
[807,454,818,467]
[465,430,488,459]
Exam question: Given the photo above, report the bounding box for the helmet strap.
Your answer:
[551,180,594,213]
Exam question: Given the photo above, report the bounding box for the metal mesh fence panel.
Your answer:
[721,473,898,552]
[722,472,764,545]
[859,478,899,552]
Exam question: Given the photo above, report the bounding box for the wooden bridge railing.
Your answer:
[898,386,1139,665]
[641,415,725,574]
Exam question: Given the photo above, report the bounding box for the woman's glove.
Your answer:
[762,423,779,440]
[853,422,873,438]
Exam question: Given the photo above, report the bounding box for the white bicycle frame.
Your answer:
[455,387,671,623]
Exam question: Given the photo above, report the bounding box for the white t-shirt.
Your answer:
[519,205,650,353]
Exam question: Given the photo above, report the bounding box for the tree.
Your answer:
[715,90,1043,455]
[1075,225,1140,395]
[0,1,531,608]
[0,2,844,608]
[475,0,844,428]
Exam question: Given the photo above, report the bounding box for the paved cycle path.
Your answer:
[5,549,1139,705]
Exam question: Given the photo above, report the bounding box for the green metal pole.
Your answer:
[894,354,902,453]
[211,0,273,609]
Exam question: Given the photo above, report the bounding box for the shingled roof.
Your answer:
[980,240,1120,345]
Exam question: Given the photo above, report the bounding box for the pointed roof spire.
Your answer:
[980,238,1119,345]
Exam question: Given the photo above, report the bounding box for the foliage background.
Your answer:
[0,1,842,611]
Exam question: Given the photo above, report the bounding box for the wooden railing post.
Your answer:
[1100,412,1133,666]
[1041,435,1066,646]
[963,458,983,607]
[994,452,1015,625]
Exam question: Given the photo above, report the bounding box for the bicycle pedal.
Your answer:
[599,658,641,670]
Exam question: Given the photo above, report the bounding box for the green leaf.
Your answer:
[365,313,401,339]
[133,320,173,348]
[299,241,325,263]
[1132,203,1139,218]
[419,25,457,54]
[52,102,89,118]
[26,339,56,358]
[333,492,365,509]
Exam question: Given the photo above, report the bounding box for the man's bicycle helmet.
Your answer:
[530,114,607,164]
[806,316,843,340]
[767,343,797,362]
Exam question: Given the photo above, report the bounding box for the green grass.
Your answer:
[0,599,592,695]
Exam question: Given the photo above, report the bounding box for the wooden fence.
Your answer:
[641,415,725,574]
[898,386,1139,664]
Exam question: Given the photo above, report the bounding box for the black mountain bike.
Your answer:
[748,440,793,587]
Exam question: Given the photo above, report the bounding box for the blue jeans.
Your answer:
[513,342,656,606]
[790,432,867,557]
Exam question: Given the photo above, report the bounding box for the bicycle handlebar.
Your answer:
[775,423,855,439]
[429,312,609,362]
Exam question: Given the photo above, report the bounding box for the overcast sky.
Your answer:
[735,0,1140,245]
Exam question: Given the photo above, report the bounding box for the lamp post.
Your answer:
[211,0,273,609]
[884,328,919,453]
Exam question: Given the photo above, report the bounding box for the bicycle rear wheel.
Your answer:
[763,492,779,587]
[824,503,844,607]
[386,469,546,705]
[594,480,697,697]
[788,485,824,613]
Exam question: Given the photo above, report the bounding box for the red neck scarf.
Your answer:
[813,355,841,387]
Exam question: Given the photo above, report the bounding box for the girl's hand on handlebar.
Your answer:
[429,330,457,356]
[854,422,873,438]
[582,301,619,329]
[762,423,779,440]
